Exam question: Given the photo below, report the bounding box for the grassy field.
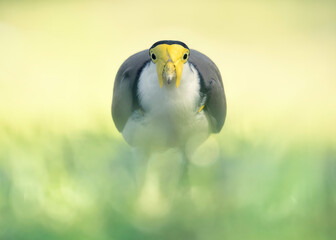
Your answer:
[0,0,336,239]
[0,121,335,240]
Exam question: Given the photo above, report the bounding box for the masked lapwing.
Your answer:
[112,40,226,184]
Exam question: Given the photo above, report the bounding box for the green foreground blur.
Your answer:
[1,123,335,240]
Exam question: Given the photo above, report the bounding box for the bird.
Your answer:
[111,40,226,185]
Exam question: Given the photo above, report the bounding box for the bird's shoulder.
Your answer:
[112,50,150,132]
[189,49,223,88]
[115,50,151,85]
[189,49,226,133]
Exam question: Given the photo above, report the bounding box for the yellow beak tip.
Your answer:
[176,79,181,88]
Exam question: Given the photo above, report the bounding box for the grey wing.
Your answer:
[112,50,150,132]
[189,49,227,133]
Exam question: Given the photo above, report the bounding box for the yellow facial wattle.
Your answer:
[149,44,189,88]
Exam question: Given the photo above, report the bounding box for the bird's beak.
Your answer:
[154,45,185,88]
[163,61,176,85]
[157,60,183,88]
[157,61,183,88]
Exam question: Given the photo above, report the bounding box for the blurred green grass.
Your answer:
[0,121,335,240]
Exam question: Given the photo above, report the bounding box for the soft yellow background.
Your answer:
[1,0,335,139]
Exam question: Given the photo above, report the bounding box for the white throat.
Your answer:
[137,62,201,116]
[122,61,209,150]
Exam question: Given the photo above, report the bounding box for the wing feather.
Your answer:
[112,50,150,132]
[189,49,227,133]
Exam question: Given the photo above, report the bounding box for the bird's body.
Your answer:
[123,59,209,151]
[112,41,226,184]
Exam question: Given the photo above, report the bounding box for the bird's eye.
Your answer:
[183,53,188,60]
[151,53,156,60]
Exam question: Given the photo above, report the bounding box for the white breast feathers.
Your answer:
[122,62,210,151]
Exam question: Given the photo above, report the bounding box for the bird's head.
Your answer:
[149,40,190,88]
